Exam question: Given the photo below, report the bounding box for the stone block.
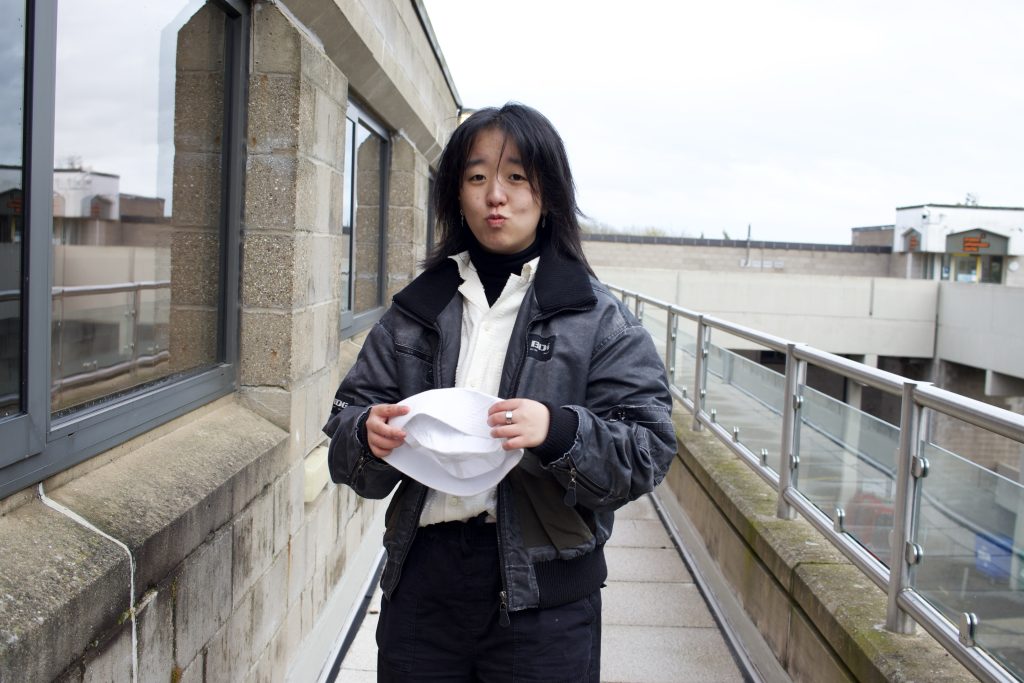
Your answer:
[0,502,127,682]
[290,308,316,379]
[168,306,218,373]
[287,525,309,606]
[296,158,338,234]
[241,309,292,387]
[302,233,337,304]
[387,206,415,243]
[238,385,292,432]
[793,563,974,682]
[48,403,287,597]
[136,587,173,683]
[249,550,290,665]
[248,72,300,155]
[312,87,346,163]
[253,2,301,75]
[273,460,304,555]
[388,169,415,207]
[81,621,132,682]
[786,604,854,683]
[174,71,225,154]
[244,153,298,232]
[233,488,277,608]
[174,525,232,668]
[170,230,219,308]
[391,136,415,170]
[674,459,791,660]
[172,151,222,229]
[204,588,254,682]
[176,4,226,72]
[243,232,295,309]
[179,654,204,683]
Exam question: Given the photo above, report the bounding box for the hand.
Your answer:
[365,404,410,458]
[488,399,550,451]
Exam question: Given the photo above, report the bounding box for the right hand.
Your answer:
[365,404,410,458]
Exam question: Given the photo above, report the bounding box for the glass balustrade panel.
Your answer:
[796,385,899,562]
[914,435,1023,680]
[702,340,784,473]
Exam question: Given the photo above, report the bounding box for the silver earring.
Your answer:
[542,214,547,229]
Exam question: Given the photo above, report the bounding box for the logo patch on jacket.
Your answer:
[526,334,555,361]
[331,392,350,415]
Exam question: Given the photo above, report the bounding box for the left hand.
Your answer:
[488,399,550,450]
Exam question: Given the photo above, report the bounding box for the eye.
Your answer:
[509,173,527,182]
[466,173,485,182]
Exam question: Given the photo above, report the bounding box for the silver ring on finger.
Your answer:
[504,409,514,425]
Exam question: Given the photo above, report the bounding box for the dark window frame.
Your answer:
[0,0,249,499]
[340,99,390,338]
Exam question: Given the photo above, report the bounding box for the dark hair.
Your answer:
[424,103,591,271]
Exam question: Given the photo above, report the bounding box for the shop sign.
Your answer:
[945,229,1008,255]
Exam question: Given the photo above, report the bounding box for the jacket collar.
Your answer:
[393,241,596,325]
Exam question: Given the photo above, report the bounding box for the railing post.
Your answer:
[665,309,677,387]
[887,380,927,633]
[692,315,710,432]
[777,342,806,519]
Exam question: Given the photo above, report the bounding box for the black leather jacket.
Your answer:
[323,245,676,612]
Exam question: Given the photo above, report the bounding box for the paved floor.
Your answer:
[334,496,745,682]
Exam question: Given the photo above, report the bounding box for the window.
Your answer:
[0,1,26,423]
[0,0,249,499]
[341,101,388,334]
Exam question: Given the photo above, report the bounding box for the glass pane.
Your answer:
[352,121,382,315]
[703,341,784,471]
[0,0,26,419]
[796,385,899,562]
[914,438,1024,679]
[341,117,354,313]
[51,1,225,414]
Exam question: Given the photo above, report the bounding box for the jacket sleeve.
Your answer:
[545,314,677,512]
[321,318,405,499]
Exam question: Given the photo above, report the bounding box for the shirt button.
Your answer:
[449,497,461,506]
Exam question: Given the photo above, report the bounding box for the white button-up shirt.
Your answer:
[418,252,539,526]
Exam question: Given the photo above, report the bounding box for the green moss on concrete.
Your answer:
[669,414,976,682]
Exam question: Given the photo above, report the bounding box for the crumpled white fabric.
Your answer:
[385,388,523,496]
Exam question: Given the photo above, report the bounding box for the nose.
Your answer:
[485,176,507,206]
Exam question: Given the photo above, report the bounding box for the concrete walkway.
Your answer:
[334,496,746,682]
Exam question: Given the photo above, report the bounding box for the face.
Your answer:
[459,128,543,254]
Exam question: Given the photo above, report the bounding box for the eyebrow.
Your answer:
[465,156,524,168]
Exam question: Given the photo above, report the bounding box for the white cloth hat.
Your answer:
[385,388,523,496]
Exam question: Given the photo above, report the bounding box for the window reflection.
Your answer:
[0,0,26,419]
[341,106,387,320]
[51,1,226,414]
[353,122,383,314]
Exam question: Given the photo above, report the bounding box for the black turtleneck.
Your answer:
[467,236,542,307]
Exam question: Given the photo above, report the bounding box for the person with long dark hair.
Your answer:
[324,103,676,681]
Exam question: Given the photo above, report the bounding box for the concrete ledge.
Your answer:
[664,410,975,682]
[0,400,289,680]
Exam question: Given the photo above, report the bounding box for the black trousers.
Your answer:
[376,517,601,682]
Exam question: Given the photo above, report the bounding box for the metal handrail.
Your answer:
[609,284,1023,683]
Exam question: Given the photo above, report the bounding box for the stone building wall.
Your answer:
[0,1,457,680]
[582,236,894,278]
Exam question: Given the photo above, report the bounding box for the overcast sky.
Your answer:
[422,1,1024,245]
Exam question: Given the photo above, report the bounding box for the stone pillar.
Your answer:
[168,4,225,373]
[385,135,431,298]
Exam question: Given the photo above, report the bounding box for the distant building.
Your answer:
[850,224,894,247]
[891,203,1024,284]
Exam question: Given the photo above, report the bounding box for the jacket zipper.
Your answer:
[495,302,597,618]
